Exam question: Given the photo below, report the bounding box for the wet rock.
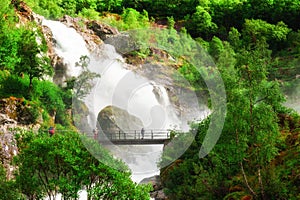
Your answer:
[0,112,40,180]
[0,114,17,134]
[86,20,119,41]
[60,15,103,52]
[140,175,168,200]
[0,129,18,180]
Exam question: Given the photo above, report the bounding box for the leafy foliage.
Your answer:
[14,130,151,199]
[159,36,299,199]
[0,163,23,200]
[15,26,53,92]
[72,55,101,100]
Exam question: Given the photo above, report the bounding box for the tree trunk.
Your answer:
[240,161,257,198]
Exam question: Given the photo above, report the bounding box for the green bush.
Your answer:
[0,163,24,200]
[22,101,40,124]
[32,80,68,124]
[0,75,29,98]
[101,8,150,31]
[78,8,99,20]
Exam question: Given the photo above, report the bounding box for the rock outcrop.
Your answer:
[140,175,168,200]
[12,0,43,25]
[0,97,42,179]
[0,97,42,126]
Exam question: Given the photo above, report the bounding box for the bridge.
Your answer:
[98,129,171,145]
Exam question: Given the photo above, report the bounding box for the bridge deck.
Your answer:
[108,138,170,145]
[98,130,171,145]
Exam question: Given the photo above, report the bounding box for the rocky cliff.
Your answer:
[0,97,42,179]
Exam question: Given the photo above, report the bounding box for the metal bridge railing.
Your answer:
[105,130,171,140]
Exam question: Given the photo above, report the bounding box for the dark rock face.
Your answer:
[86,20,119,41]
[140,175,168,200]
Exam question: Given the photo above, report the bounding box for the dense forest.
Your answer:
[0,0,299,199]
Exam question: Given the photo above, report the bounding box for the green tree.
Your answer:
[0,0,20,70]
[186,5,217,39]
[15,27,53,93]
[242,19,290,48]
[14,129,150,200]
[160,38,287,199]
[72,55,100,100]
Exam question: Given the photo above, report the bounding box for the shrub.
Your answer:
[0,75,29,98]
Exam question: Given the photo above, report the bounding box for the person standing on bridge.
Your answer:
[141,128,145,139]
[93,128,99,140]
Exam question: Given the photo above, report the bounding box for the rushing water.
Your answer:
[42,19,185,182]
[42,20,89,78]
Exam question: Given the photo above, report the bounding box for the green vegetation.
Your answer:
[0,0,299,199]
[159,38,297,199]
[0,2,151,198]
[12,129,151,199]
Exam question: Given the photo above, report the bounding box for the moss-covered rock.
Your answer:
[97,105,143,137]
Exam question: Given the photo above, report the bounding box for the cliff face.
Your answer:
[0,97,42,179]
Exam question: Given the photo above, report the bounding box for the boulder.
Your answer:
[97,105,143,136]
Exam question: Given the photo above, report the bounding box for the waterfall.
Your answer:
[86,45,181,131]
[42,20,89,78]
[43,19,184,184]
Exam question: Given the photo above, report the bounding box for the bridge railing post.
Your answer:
[135,130,136,139]
[151,130,153,139]
[119,131,120,139]
[167,131,169,138]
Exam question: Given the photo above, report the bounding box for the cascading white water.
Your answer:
[43,19,184,185]
[42,20,89,78]
[86,44,181,131]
